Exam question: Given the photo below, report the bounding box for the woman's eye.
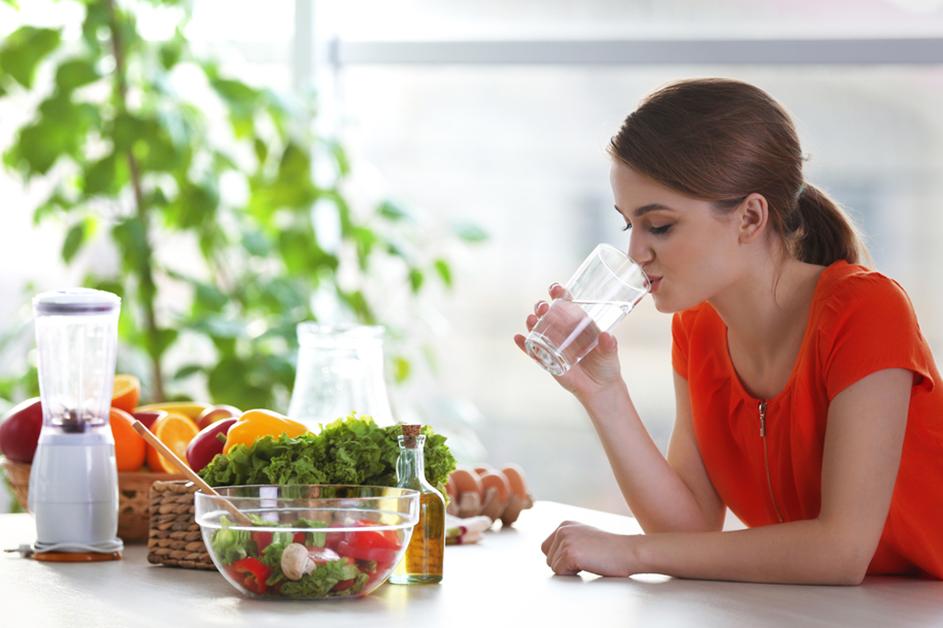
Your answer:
[649,224,672,235]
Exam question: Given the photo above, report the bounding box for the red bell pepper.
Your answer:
[230,557,270,595]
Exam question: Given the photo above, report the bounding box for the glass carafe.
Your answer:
[288,323,395,429]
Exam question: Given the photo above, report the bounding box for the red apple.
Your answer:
[133,410,168,431]
[0,397,44,463]
[186,418,237,472]
[196,404,241,430]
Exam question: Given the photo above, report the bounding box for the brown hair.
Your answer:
[609,78,868,266]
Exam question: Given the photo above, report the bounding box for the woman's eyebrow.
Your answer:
[614,203,674,218]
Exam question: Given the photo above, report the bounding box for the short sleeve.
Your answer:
[671,311,689,379]
[821,274,934,401]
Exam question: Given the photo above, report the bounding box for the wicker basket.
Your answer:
[1,457,184,543]
[147,480,214,570]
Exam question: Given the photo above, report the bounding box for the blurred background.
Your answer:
[2,0,942,516]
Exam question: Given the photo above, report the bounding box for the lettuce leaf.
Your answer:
[199,414,456,493]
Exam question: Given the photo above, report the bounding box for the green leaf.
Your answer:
[112,217,151,276]
[392,356,411,384]
[408,268,424,294]
[378,200,411,222]
[453,222,488,243]
[253,136,268,165]
[61,221,87,263]
[158,37,183,70]
[433,258,452,288]
[337,289,375,324]
[278,227,336,276]
[33,190,71,224]
[241,230,271,256]
[5,94,99,175]
[0,27,62,89]
[208,356,273,410]
[324,139,350,177]
[351,226,377,270]
[83,152,128,197]
[54,57,99,92]
[173,364,203,380]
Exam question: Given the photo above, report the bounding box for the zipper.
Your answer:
[758,400,784,523]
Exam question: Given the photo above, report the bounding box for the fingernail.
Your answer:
[549,282,559,291]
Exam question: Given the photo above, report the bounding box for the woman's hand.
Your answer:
[513,283,624,400]
[541,520,638,577]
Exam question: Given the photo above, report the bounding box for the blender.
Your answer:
[28,288,124,561]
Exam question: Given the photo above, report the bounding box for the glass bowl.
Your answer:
[195,485,419,599]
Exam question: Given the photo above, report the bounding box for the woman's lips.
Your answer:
[649,276,663,294]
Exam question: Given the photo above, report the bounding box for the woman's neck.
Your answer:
[708,256,825,372]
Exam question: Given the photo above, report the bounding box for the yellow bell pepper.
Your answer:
[223,409,308,454]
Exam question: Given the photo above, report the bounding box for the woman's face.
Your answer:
[609,160,747,313]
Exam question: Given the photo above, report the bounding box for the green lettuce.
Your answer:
[199,414,456,494]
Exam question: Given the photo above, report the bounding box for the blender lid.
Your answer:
[34,288,121,314]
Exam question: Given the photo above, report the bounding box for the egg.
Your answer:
[450,468,482,498]
[501,464,529,500]
[479,471,511,502]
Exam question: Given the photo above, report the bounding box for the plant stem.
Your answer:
[105,0,166,401]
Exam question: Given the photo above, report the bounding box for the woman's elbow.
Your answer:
[832,544,873,586]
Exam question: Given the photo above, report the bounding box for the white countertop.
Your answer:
[3,502,942,627]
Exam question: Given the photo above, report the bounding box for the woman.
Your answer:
[514,78,943,585]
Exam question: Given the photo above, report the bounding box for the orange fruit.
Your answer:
[146,412,199,473]
[109,407,146,471]
[111,374,141,414]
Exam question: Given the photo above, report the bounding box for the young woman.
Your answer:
[514,78,943,585]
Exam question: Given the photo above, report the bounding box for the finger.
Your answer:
[597,332,618,354]
[533,300,549,316]
[526,313,539,331]
[540,529,558,555]
[513,334,527,353]
[550,548,580,576]
[549,284,572,300]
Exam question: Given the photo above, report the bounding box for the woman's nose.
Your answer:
[627,233,653,265]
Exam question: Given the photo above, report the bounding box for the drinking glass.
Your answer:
[524,244,650,376]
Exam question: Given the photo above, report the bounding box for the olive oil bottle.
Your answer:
[390,425,445,584]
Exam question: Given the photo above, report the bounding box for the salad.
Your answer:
[210,515,406,599]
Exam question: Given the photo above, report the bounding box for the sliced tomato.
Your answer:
[348,520,401,550]
[333,578,356,592]
[230,557,270,595]
[251,531,273,553]
[325,531,344,550]
[293,531,307,544]
[336,539,397,570]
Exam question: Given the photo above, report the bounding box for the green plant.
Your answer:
[0,0,484,409]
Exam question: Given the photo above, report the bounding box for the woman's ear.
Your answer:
[737,193,769,244]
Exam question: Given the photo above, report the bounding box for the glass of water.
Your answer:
[524,244,650,376]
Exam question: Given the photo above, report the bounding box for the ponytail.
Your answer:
[792,183,869,266]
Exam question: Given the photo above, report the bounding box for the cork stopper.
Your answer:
[401,424,421,448]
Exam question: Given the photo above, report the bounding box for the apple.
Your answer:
[196,404,241,430]
[0,397,44,463]
[186,418,237,472]
[133,410,168,431]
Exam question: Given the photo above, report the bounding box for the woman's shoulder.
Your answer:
[816,260,914,314]
[814,259,920,337]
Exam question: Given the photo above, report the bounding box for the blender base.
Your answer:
[33,550,122,562]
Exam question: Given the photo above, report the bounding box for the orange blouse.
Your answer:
[672,260,943,578]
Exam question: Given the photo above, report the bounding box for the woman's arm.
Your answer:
[582,372,725,533]
[544,368,912,585]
